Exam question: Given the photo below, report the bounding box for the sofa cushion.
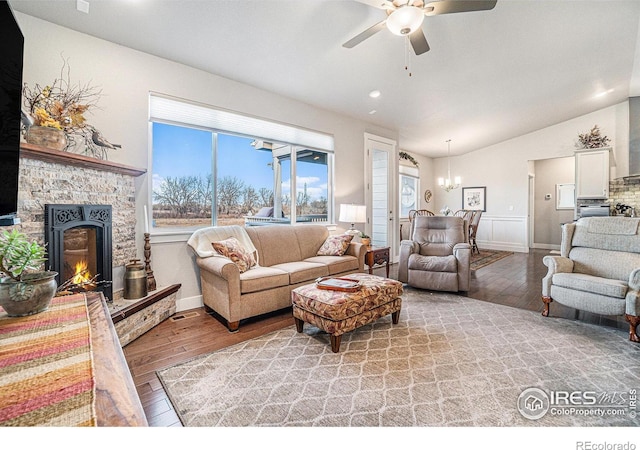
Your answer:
[552,272,628,299]
[271,261,329,284]
[408,254,457,272]
[304,255,360,275]
[212,237,256,273]
[316,234,353,256]
[239,266,290,294]
[246,226,303,266]
[293,225,330,259]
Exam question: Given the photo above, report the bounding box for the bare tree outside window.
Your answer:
[151,123,331,228]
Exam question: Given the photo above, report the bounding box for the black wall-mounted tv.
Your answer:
[0,1,24,223]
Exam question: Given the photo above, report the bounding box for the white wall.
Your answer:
[16,12,397,308]
[431,102,629,253]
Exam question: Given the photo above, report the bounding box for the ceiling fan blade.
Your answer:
[423,0,497,16]
[354,0,396,10]
[342,20,388,48]
[409,28,430,55]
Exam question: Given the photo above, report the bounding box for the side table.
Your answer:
[365,246,390,278]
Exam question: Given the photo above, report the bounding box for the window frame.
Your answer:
[149,102,334,233]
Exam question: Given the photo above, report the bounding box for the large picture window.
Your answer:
[150,94,333,230]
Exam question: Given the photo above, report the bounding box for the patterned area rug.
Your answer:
[0,293,96,426]
[471,249,513,270]
[157,289,640,427]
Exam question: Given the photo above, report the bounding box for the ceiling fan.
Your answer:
[343,0,497,55]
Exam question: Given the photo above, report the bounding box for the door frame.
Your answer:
[364,133,398,260]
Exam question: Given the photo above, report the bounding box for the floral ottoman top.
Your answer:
[291,273,403,321]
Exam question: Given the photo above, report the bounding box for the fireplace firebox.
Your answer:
[44,204,113,300]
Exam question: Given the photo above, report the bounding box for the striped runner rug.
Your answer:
[0,293,96,426]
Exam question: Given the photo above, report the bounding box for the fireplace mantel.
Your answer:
[20,142,146,177]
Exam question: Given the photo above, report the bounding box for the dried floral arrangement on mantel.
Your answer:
[576,125,611,149]
[21,58,121,160]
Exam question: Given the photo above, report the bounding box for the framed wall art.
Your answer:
[462,186,486,212]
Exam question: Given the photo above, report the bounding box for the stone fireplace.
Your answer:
[44,204,113,300]
[18,144,141,299]
[19,143,180,347]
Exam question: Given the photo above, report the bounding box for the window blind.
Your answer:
[149,94,334,151]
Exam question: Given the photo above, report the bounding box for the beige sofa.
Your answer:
[188,224,366,331]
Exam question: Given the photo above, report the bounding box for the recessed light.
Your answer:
[369,110,377,115]
[369,90,381,99]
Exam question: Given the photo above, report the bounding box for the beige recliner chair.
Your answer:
[542,217,640,342]
[398,216,471,292]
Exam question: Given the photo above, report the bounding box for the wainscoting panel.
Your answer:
[475,215,528,253]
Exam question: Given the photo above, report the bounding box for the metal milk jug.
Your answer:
[124,259,148,299]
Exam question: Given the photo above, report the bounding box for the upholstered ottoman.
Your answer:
[291,273,403,352]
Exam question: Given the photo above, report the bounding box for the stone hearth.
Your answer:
[109,284,181,346]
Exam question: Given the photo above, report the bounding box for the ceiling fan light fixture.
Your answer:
[386,6,424,36]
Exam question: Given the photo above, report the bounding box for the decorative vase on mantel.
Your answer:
[25,126,67,151]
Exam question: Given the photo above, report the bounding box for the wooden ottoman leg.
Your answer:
[392,310,400,324]
[294,317,304,333]
[330,335,342,353]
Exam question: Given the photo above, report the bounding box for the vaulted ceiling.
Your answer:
[9,0,640,157]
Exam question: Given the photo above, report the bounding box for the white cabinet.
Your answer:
[575,148,610,199]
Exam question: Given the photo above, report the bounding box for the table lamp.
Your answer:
[339,204,366,238]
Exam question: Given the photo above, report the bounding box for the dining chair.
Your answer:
[454,210,474,243]
[408,209,435,222]
[469,211,482,254]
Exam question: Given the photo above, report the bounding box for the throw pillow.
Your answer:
[212,237,256,273]
[316,234,353,256]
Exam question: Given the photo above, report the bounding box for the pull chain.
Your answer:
[404,38,412,77]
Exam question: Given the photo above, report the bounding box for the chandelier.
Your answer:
[438,140,461,192]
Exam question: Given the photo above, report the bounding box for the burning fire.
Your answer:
[72,260,93,286]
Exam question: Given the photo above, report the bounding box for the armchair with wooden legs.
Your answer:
[541,217,640,343]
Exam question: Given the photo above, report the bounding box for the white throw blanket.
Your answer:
[187,225,258,263]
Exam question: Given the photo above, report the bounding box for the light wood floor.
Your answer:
[123,249,629,427]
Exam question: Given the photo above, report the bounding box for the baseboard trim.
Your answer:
[176,294,203,312]
[531,243,561,250]
[476,241,529,253]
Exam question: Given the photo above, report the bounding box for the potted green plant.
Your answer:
[359,232,371,247]
[0,229,58,317]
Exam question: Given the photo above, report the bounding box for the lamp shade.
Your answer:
[386,6,425,36]
[339,204,366,224]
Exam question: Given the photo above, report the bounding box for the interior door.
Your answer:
[365,134,397,254]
